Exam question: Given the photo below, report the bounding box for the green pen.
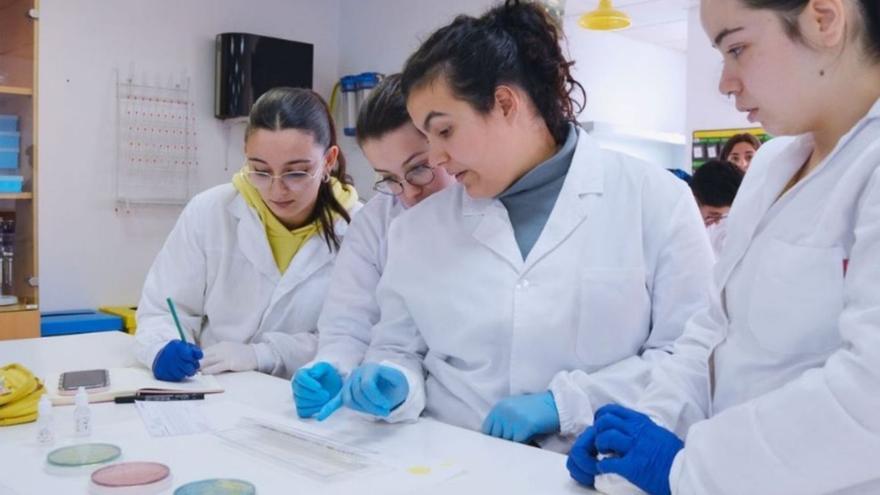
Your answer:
[165,297,188,343]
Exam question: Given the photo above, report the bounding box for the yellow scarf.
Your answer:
[233,168,358,273]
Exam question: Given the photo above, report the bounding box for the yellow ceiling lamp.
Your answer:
[578,0,632,31]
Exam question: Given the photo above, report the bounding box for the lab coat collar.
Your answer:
[227,195,336,291]
[460,127,604,215]
[459,127,604,272]
[717,95,880,289]
[524,129,604,270]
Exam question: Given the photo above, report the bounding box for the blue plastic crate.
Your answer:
[0,150,18,170]
[0,115,17,133]
[0,175,22,192]
[0,132,19,149]
[41,310,124,337]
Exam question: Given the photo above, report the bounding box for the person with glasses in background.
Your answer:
[135,88,360,381]
[292,74,455,419]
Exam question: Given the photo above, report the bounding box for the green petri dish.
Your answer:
[174,479,256,495]
[46,443,122,467]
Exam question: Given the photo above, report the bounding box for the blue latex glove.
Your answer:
[481,391,560,443]
[593,404,684,495]
[337,363,409,417]
[567,426,600,487]
[152,340,203,382]
[292,362,342,419]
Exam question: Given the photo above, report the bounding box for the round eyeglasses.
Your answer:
[244,167,323,191]
[373,164,435,196]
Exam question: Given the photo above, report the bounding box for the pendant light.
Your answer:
[578,0,631,31]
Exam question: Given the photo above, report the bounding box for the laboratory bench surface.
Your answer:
[0,332,596,494]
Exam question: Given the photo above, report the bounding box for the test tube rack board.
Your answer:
[116,75,198,210]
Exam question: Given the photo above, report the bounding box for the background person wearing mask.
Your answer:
[135,88,359,381]
[567,0,880,493]
[690,159,745,258]
[292,75,455,419]
[720,132,762,172]
[319,0,713,451]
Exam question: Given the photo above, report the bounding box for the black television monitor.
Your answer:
[214,33,314,119]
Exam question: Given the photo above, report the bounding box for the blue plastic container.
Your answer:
[0,175,22,192]
[0,115,18,132]
[0,150,18,169]
[0,132,19,149]
[40,310,124,337]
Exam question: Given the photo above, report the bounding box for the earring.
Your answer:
[323,173,331,183]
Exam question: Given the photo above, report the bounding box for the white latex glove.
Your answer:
[200,342,258,375]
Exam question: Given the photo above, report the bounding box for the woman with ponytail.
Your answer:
[568,0,880,493]
[135,88,360,381]
[318,0,714,452]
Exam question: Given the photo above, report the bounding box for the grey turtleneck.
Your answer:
[497,124,578,260]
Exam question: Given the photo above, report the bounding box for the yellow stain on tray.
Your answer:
[407,466,432,475]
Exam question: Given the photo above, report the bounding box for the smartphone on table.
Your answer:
[58,369,109,396]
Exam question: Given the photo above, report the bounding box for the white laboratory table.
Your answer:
[0,332,596,494]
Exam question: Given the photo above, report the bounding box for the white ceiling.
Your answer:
[563,0,697,52]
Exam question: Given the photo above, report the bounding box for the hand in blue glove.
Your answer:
[338,363,408,417]
[152,340,203,382]
[292,362,342,419]
[593,404,683,495]
[481,391,560,443]
[567,425,600,487]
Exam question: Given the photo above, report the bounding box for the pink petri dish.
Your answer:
[91,462,171,488]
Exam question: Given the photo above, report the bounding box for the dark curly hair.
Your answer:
[400,0,586,145]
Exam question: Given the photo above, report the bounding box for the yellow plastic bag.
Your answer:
[0,363,44,426]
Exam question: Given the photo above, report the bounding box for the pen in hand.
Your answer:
[166,297,188,343]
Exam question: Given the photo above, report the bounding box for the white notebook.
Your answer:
[44,367,224,405]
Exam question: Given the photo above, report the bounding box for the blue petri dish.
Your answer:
[174,479,256,495]
[46,443,122,467]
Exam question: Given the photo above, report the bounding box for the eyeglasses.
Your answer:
[244,166,323,191]
[372,164,435,196]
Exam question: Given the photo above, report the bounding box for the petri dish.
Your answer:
[46,443,122,468]
[174,479,256,495]
[91,462,170,487]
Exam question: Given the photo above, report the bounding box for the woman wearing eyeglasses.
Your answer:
[292,74,455,419]
[135,87,360,381]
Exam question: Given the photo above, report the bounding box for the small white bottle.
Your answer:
[74,386,92,436]
[36,395,55,445]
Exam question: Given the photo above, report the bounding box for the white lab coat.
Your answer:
[365,131,714,443]
[638,98,880,494]
[135,183,359,379]
[309,193,405,376]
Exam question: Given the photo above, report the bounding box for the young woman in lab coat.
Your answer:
[292,75,455,419]
[135,88,359,381]
[318,0,715,448]
[567,0,880,493]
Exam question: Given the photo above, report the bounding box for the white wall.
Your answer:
[684,6,752,152]
[563,23,688,169]
[39,0,341,310]
[565,26,686,136]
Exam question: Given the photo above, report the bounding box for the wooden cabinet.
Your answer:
[0,0,39,339]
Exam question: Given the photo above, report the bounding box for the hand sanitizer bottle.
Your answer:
[74,386,92,436]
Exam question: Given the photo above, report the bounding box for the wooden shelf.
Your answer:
[0,302,36,313]
[0,192,32,200]
[0,85,33,96]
